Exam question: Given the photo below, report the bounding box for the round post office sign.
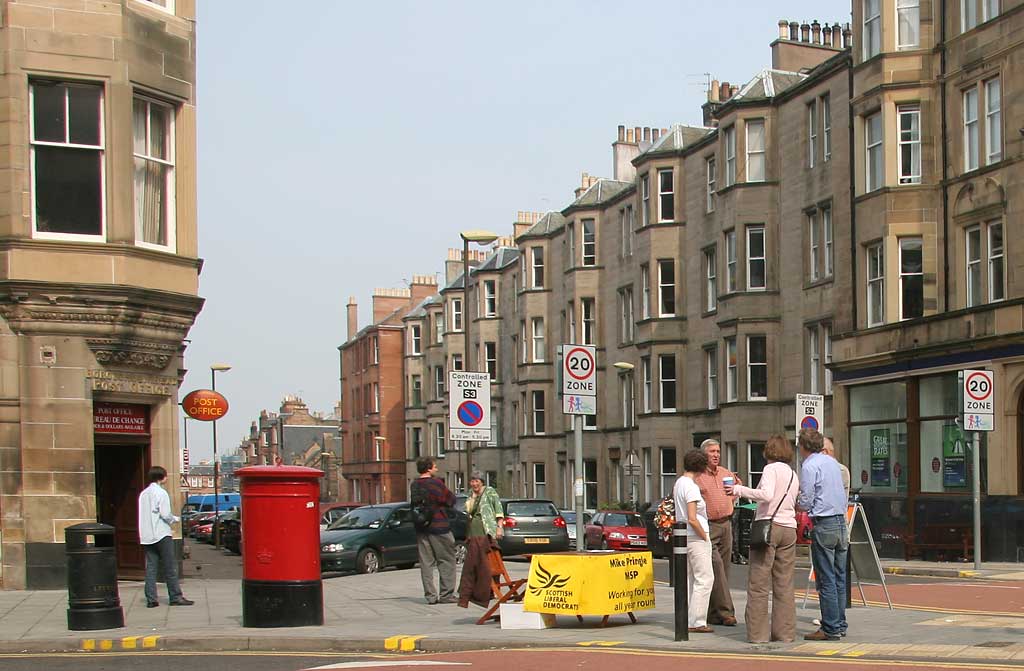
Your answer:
[181,389,229,421]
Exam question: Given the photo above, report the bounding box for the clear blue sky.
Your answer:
[183,1,852,462]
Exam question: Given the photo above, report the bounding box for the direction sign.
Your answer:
[623,464,641,476]
[562,344,597,415]
[796,393,825,437]
[449,371,491,441]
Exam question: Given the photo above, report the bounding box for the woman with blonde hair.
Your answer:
[726,435,799,643]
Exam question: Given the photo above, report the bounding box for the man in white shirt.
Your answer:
[138,466,193,607]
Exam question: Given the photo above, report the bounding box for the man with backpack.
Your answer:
[410,456,457,604]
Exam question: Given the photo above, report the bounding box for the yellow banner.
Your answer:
[523,552,655,616]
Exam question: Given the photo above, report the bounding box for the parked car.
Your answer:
[320,502,362,531]
[559,509,593,549]
[641,505,670,558]
[584,511,647,550]
[220,511,241,554]
[319,502,468,574]
[498,499,570,556]
[187,511,216,538]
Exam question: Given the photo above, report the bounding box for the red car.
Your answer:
[584,511,647,550]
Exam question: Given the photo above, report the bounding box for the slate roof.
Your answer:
[517,211,566,241]
[402,294,439,320]
[733,69,807,102]
[568,178,633,209]
[442,271,466,292]
[473,247,520,273]
[641,124,715,158]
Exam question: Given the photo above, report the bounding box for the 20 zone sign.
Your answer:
[562,345,596,395]
[963,369,994,414]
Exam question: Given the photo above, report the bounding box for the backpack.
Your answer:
[410,482,433,531]
[654,494,675,542]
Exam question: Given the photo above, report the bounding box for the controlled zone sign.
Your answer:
[562,344,597,415]
[962,369,994,431]
[795,393,825,437]
[448,371,491,441]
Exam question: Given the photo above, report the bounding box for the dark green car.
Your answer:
[320,502,467,574]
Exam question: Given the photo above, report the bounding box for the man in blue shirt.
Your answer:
[797,428,848,640]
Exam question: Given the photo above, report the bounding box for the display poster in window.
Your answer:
[869,429,891,487]
[941,424,967,488]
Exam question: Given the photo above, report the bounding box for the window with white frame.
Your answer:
[968,221,1006,306]
[373,382,380,413]
[520,393,527,435]
[582,219,596,266]
[139,0,174,11]
[531,246,544,288]
[485,341,497,380]
[410,375,422,406]
[897,0,920,49]
[625,205,635,254]
[520,321,528,363]
[410,427,423,459]
[867,243,885,326]
[532,390,545,434]
[747,442,767,487]
[864,0,881,58]
[410,324,422,354]
[706,347,718,410]
[31,81,105,239]
[133,96,175,248]
[823,206,834,277]
[658,168,675,221]
[747,335,767,400]
[822,95,832,161]
[452,353,463,371]
[451,298,463,331]
[988,221,1004,302]
[898,104,921,184]
[866,111,884,191]
[964,87,979,171]
[899,237,924,320]
[704,248,717,311]
[747,225,766,291]
[584,412,597,430]
[726,231,737,293]
[434,313,444,343]
[745,119,766,182]
[724,126,736,186]
[620,208,632,257]
[659,354,677,412]
[435,423,446,458]
[641,357,652,413]
[619,287,634,343]
[640,264,651,319]
[658,260,676,317]
[967,226,982,307]
[808,101,818,167]
[824,323,834,394]
[621,372,634,427]
[641,174,650,227]
[581,298,596,345]
[373,336,379,363]
[985,78,1001,165]
[962,0,979,31]
[483,279,497,316]
[434,366,445,399]
[567,302,576,343]
[660,448,677,498]
[809,326,820,394]
[983,0,1000,22]
[567,222,576,267]
[533,463,546,499]
[726,337,738,402]
[520,255,526,290]
[706,157,717,212]
[809,211,821,281]
[531,317,545,362]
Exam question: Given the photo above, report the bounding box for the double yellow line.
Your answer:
[82,636,160,651]
[384,634,425,651]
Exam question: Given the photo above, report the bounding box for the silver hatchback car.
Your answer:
[498,499,570,555]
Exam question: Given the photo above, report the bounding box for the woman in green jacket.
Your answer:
[457,471,503,608]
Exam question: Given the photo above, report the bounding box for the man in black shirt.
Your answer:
[410,456,457,604]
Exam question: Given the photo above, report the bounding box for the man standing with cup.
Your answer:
[694,438,742,626]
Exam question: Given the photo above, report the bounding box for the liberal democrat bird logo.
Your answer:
[528,562,570,595]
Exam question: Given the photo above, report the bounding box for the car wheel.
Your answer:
[601,538,609,550]
[454,542,467,565]
[356,548,381,574]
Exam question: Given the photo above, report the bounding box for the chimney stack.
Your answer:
[614,123,641,181]
[346,296,358,340]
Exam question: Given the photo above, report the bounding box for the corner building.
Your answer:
[0,0,203,588]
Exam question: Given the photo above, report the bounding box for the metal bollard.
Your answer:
[672,521,688,642]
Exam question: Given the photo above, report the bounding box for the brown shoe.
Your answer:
[721,616,738,626]
[688,625,714,633]
[804,629,840,641]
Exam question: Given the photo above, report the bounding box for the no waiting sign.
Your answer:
[795,393,825,438]
[449,371,491,441]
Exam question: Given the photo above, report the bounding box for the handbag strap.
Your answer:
[768,470,796,523]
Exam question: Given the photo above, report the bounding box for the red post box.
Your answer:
[237,465,324,627]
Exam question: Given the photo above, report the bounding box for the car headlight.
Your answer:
[609,532,625,540]
[321,543,344,552]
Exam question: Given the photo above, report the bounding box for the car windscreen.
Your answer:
[561,511,577,523]
[329,507,389,530]
[605,513,643,527]
[506,502,559,517]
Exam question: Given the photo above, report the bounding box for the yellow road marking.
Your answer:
[81,640,95,651]
[399,636,424,652]
[384,635,424,652]
[383,635,406,651]
[577,641,625,647]
[121,637,137,649]
[843,651,868,657]
[99,640,113,651]
[815,650,840,656]
[142,636,159,648]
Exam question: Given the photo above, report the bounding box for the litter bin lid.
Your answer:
[66,522,115,534]
[235,465,323,479]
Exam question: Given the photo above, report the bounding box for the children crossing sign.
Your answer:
[448,371,491,440]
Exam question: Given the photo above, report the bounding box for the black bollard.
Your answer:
[672,521,688,641]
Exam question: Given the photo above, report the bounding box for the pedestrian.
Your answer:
[822,437,851,501]
[797,428,849,641]
[410,456,458,604]
[138,466,193,608]
[457,471,504,609]
[725,436,799,643]
[693,438,741,626]
[673,448,715,633]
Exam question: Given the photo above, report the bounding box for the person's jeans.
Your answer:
[143,536,183,604]
[810,515,848,636]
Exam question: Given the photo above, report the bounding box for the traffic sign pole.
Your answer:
[574,414,584,547]
[961,368,993,570]
[972,429,981,571]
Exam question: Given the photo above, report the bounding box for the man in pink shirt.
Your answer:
[693,438,742,626]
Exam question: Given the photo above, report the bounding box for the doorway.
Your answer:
[95,443,148,577]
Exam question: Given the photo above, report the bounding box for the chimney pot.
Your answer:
[651,128,660,141]
[778,19,789,40]
[626,128,635,142]
[618,125,625,141]
[811,19,821,44]
[720,81,731,100]
[843,23,852,49]
[832,22,842,48]
[800,21,810,42]
[822,23,832,45]
[634,126,642,142]
[643,127,650,142]
[789,21,799,40]
[709,78,720,102]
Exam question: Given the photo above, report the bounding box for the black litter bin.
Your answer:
[65,523,124,630]
[732,502,757,565]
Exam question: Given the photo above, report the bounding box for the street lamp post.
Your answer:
[614,362,638,511]
[460,229,498,491]
[210,363,231,548]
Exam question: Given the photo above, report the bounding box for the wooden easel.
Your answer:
[476,549,527,625]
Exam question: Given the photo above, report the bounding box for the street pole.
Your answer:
[463,236,472,491]
[672,521,689,641]
[211,368,220,549]
[574,414,584,548]
[972,430,981,570]
[630,371,638,511]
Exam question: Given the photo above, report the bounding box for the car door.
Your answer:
[582,513,598,548]
[384,506,417,565]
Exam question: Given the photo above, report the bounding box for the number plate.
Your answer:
[630,540,647,546]
[524,537,549,544]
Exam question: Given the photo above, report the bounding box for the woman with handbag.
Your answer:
[725,435,799,643]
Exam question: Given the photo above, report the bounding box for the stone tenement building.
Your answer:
[0,0,203,588]
[342,2,1024,562]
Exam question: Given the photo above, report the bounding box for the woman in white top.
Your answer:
[726,435,800,643]
[672,448,714,633]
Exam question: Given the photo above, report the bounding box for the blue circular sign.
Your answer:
[800,416,819,430]
[457,400,484,427]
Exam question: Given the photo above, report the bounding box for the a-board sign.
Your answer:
[562,344,597,415]
[448,371,491,441]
